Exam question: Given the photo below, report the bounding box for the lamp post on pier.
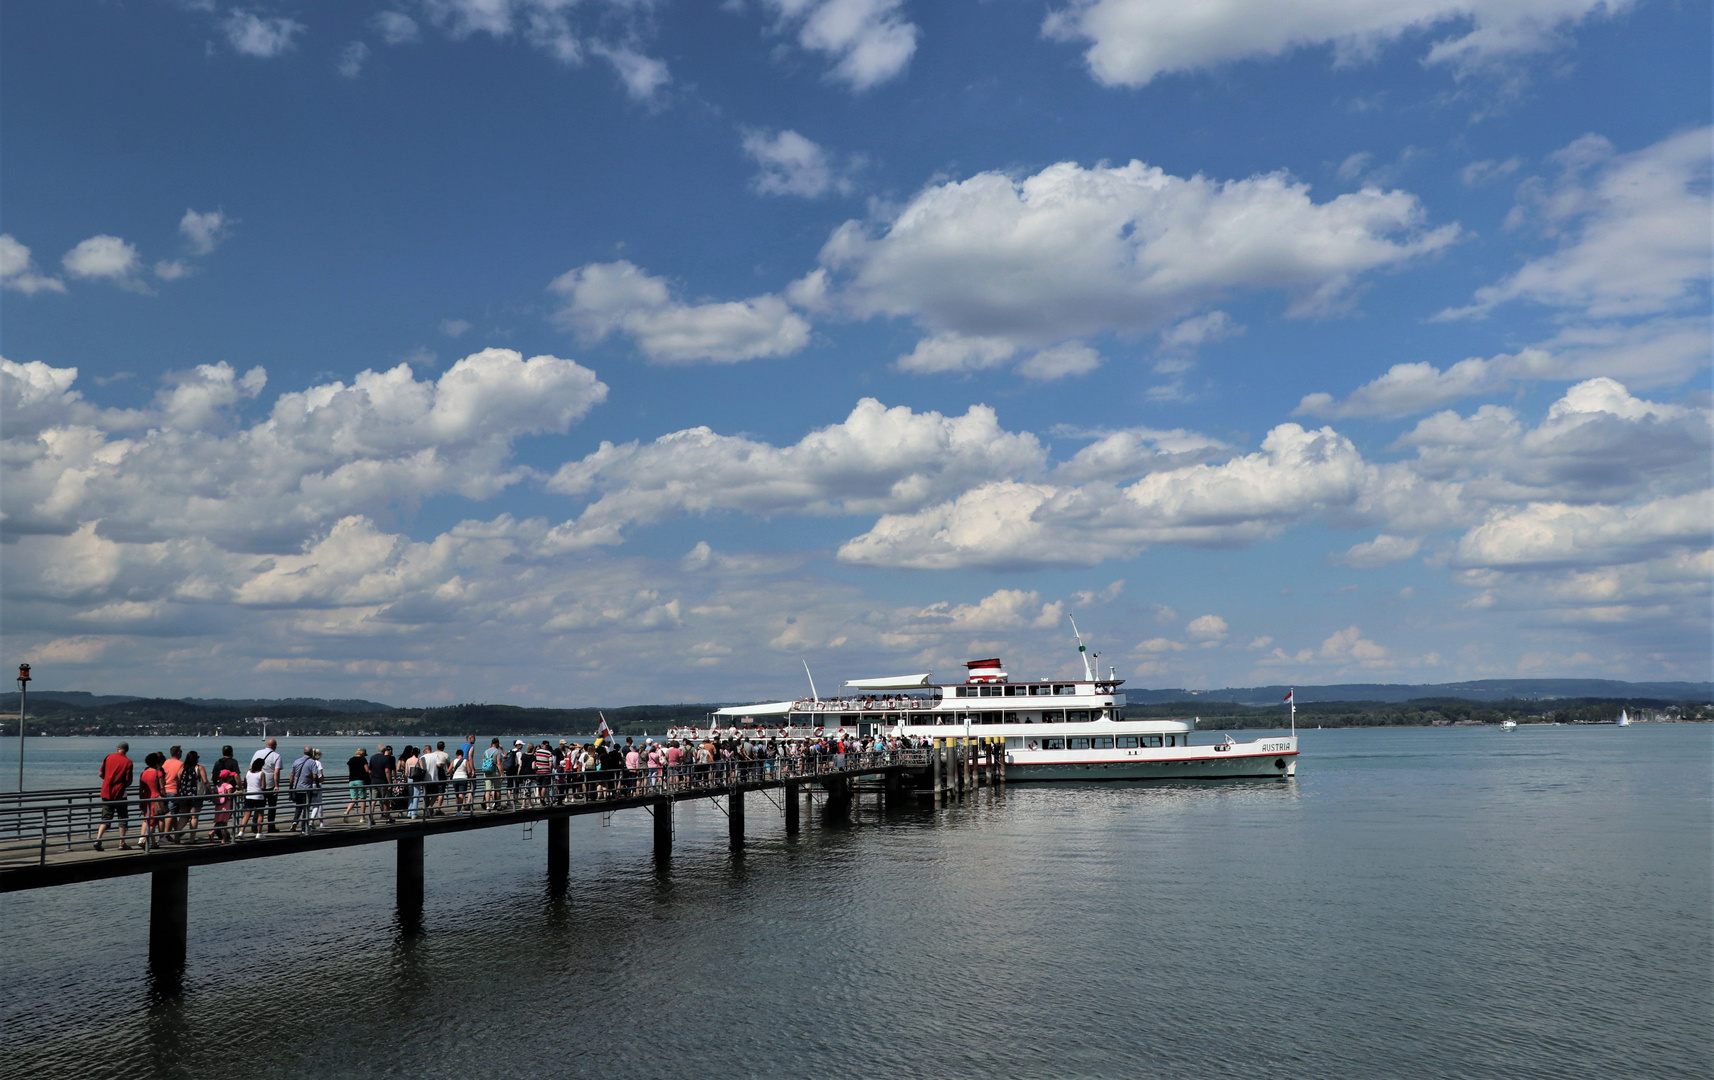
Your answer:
[16,664,30,793]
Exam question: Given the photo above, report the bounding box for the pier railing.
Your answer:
[0,749,929,867]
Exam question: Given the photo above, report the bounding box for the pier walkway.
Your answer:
[0,741,1005,985]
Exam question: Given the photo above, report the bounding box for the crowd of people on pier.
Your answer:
[91,732,931,848]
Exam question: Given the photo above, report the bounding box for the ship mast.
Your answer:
[1068,617,1096,682]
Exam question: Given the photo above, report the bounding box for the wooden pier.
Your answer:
[0,745,1007,988]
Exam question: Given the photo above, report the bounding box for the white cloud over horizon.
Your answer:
[3,355,1705,698]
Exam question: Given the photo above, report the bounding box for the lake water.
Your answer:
[1,725,1708,1079]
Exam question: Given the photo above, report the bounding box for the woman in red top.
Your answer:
[138,752,167,840]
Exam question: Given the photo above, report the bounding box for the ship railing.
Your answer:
[786,698,938,713]
[0,749,931,867]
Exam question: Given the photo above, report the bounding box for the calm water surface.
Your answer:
[1,725,1708,1079]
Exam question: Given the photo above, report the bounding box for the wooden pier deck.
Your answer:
[1,739,1005,989]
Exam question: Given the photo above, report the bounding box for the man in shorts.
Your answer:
[94,741,134,851]
[480,737,504,810]
[343,746,369,820]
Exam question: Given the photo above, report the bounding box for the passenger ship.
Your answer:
[686,633,1298,782]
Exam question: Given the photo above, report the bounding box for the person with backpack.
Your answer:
[501,740,522,808]
[480,738,504,810]
[179,750,210,843]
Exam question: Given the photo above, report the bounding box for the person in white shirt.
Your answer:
[250,739,283,833]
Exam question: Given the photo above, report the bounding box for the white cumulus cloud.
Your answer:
[61,235,146,291]
[742,128,849,198]
[821,158,1458,357]
[1334,533,1422,568]
[180,209,233,256]
[2,349,608,551]
[549,260,811,364]
[762,0,919,90]
[224,11,305,58]
[0,235,66,295]
[540,398,1047,549]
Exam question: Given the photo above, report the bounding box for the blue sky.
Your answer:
[2,0,1708,704]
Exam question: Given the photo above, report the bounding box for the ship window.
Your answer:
[1004,737,1023,749]
[1003,711,1019,724]
[1067,737,1090,750]
[1165,735,1176,746]
[978,686,994,698]
[1042,737,1065,750]
[1092,737,1113,749]
[1042,710,1063,723]
[1117,737,1138,748]
[955,686,968,698]
[1053,684,1071,695]
[1028,685,1044,696]
[1066,710,1089,722]
[1143,736,1163,748]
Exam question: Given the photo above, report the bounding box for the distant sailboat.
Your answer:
[1500,719,1517,731]
[1616,709,1631,727]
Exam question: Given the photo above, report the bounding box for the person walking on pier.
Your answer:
[533,740,556,804]
[402,746,426,818]
[240,757,267,839]
[213,745,241,789]
[425,741,450,817]
[139,752,167,842]
[343,747,369,819]
[94,741,134,851]
[480,738,504,810]
[161,746,185,841]
[251,738,282,833]
[288,746,322,833]
[450,748,472,813]
[369,745,396,823]
[179,750,209,843]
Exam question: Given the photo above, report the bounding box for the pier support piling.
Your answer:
[728,789,745,849]
[148,866,188,976]
[653,799,672,858]
[547,815,569,882]
[397,836,424,926]
[784,783,799,833]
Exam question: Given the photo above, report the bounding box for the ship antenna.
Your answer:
[1068,616,1096,682]
[802,659,819,703]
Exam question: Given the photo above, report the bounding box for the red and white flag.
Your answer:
[1283,690,1294,705]
[597,713,612,737]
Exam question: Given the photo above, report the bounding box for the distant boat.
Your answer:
[1616,709,1631,727]
[1500,720,1517,732]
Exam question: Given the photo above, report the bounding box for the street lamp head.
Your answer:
[16,664,29,685]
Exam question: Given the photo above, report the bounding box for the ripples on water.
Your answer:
[2,726,1708,1079]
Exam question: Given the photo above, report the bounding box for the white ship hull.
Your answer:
[1006,740,1297,781]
